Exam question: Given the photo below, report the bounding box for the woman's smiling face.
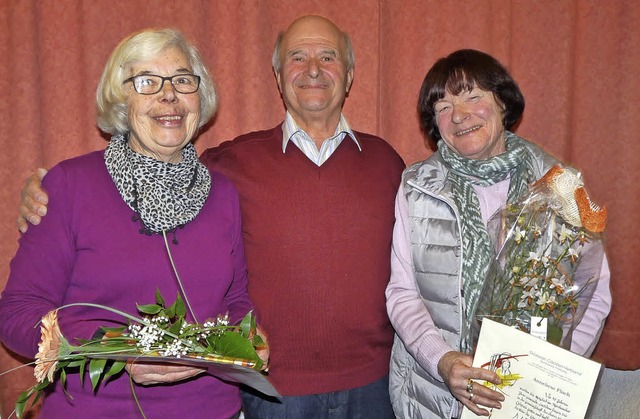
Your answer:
[125,46,201,163]
[434,86,506,160]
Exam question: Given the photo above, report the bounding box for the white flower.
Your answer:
[531,224,542,238]
[526,251,550,268]
[517,276,531,286]
[161,338,189,357]
[568,247,581,263]
[519,276,541,289]
[518,289,537,308]
[216,315,230,326]
[537,292,557,309]
[540,255,550,267]
[550,277,566,293]
[130,323,165,352]
[558,223,573,243]
[514,226,526,244]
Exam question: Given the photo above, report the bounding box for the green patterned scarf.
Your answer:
[438,132,535,352]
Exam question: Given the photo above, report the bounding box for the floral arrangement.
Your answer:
[471,165,607,350]
[8,290,266,418]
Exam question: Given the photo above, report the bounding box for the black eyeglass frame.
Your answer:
[123,74,201,95]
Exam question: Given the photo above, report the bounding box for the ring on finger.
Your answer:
[466,379,474,393]
[468,391,474,401]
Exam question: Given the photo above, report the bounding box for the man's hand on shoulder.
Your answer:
[17,168,49,233]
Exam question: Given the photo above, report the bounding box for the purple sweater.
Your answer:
[0,150,252,418]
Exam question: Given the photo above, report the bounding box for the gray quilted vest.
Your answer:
[389,140,557,418]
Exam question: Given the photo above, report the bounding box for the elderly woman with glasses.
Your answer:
[0,28,262,418]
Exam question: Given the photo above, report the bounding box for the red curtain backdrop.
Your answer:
[1,1,638,416]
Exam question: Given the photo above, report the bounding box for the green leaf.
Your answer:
[15,398,26,419]
[89,358,108,391]
[31,384,47,406]
[104,360,126,379]
[15,384,41,419]
[15,383,47,419]
[173,293,187,318]
[100,325,127,335]
[77,358,87,386]
[155,288,165,306]
[207,331,260,361]
[137,303,162,315]
[57,359,71,369]
[60,369,75,399]
[66,359,85,369]
[252,335,265,347]
[238,311,253,337]
[165,303,175,319]
[16,387,34,404]
[167,318,184,336]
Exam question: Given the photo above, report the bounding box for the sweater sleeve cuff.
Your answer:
[415,333,455,382]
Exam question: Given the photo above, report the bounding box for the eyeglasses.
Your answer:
[123,74,201,95]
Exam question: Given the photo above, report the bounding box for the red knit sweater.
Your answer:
[200,125,405,395]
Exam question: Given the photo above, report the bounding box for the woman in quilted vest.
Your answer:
[385,49,611,418]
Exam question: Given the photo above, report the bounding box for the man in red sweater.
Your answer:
[17,15,405,418]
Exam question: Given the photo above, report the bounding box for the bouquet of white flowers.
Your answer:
[3,290,270,418]
[471,165,607,350]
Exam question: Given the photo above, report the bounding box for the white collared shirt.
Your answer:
[281,112,362,166]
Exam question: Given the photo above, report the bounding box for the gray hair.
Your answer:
[271,30,355,74]
[96,28,217,135]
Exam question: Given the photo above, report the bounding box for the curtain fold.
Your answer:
[2,1,638,416]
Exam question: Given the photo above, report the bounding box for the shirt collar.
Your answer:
[281,111,361,153]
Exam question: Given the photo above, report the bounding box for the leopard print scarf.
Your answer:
[104,134,211,234]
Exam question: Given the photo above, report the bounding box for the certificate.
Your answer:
[461,319,601,419]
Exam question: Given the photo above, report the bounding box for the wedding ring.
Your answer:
[468,392,474,401]
[466,380,474,393]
